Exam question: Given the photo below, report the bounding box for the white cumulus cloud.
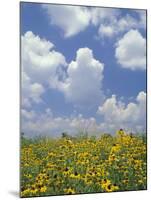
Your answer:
[21,108,99,137]
[22,32,105,108]
[98,24,115,38]
[21,31,67,108]
[97,91,146,133]
[42,5,146,40]
[91,8,146,39]
[42,5,91,38]
[115,29,146,70]
[22,31,67,84]
[55,47,104,106]
[22,90,146,137]
[91,7,120,26]
[22,71,45,107]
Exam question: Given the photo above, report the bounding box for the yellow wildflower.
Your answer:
[40,185,47,193]
[64,188,76,194]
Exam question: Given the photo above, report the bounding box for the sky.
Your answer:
[21,2,147,137]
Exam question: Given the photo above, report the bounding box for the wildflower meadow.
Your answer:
[20,130,147,197]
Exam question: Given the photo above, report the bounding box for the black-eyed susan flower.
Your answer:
[64,188,76,194]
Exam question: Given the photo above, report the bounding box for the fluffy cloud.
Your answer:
[22,91,146,137]
[55,47,104,106]
[22,32,105,108]
[90,7,120,26]
[42,6,121,38]
[21,108,98,137]
[22,31,67,84]
[97,13,146,39]
[21,109,36,120]
[91,7,123,38]
[97,91,146,133]
[22,71,45,107]
[98,24,115,38]
[21,31,67,107]
[90,7,146,39]
[115,29,146,70]
[42,5,146,39]
[42,5,91,37]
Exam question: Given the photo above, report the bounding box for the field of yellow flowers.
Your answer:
[20,130,147,197]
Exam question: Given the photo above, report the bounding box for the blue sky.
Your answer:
[21,2,147,137]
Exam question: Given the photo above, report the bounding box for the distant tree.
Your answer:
[61,132,68,138]
[21,132,25,138]
[129,132,134,138]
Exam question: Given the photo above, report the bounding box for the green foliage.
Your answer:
[20,132,147,197]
